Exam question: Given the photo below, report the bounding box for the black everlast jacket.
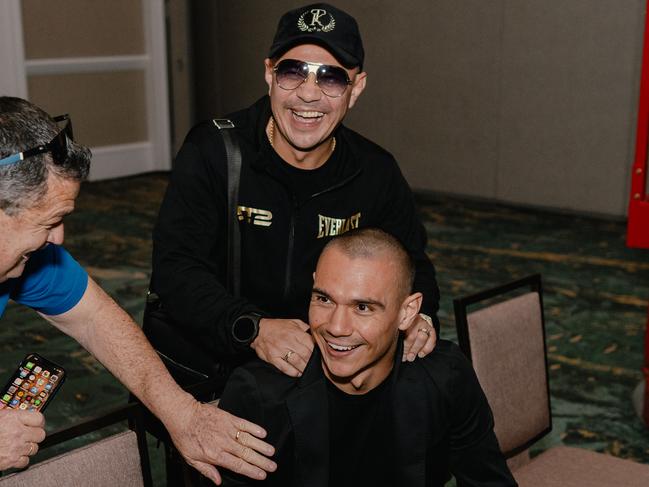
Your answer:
[151,96,440,359]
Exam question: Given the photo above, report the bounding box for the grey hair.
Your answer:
[321,228,415,297]
[0,97,90,215]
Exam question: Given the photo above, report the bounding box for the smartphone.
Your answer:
[0,353,66,413]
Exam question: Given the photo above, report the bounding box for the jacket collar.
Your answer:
[286,347,329,487]
[286,336,428,487]
[390,337,429,485]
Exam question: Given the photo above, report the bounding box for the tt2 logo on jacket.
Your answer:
[237,206,273,227]
[317,212,361,238]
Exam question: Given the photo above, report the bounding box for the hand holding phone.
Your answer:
[0,408,45,469]
[0,353,66,413]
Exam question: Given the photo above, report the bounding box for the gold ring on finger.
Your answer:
[235,430,242,442]
[283,350,295,362]
[27,443,35,456]
[419,313,434,327]
[417,327,431,337]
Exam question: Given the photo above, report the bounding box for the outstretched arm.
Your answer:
[44,277,276,485]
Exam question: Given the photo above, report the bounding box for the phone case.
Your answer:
[0,353,66,413]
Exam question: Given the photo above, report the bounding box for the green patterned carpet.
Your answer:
[2,173,648,482]
[419,195,649,462]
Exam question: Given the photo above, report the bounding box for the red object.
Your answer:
[627,0,649,426]
[628,0,649,249]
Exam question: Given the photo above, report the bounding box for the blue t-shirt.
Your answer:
[0,245,88,318]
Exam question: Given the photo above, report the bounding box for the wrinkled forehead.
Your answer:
[29,173,80,210]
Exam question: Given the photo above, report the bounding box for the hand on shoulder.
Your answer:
[163,396,277,484]
[251,318,314,377]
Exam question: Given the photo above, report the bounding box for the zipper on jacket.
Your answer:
[308,168,361,200]
[283,202,297,299]
[280,169,362,301]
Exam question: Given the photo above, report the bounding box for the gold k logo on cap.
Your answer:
[297,8,336,32]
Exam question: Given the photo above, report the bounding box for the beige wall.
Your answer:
[195,0,644,216]
[28,71,147,148]
[22,0,144,58]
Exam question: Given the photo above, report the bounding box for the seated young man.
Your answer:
[218,228,516,486]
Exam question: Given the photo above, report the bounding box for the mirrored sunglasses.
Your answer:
[0,115,74,167]
[273,59,352,98]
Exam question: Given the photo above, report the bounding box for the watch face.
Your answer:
[233,316,257,343]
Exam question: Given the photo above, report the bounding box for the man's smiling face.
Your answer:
[309,246,419,394]
[0,172,79,282]
[264,43,366,158]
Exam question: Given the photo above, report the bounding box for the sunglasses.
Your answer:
[0,115,74,167]
[273,59,352,98]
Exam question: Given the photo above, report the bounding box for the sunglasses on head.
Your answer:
[0,115,74,167]
[273,59,352,98]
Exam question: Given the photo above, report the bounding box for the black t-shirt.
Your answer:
[327,378,395,487]
[267,135,345,206]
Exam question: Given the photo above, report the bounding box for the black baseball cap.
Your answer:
[268,3,364,69]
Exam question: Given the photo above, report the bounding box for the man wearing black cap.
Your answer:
[150,3,441,380]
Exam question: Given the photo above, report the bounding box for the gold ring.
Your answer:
[27,443,34,456]
[283,350,295,362]
[419,313,434,327]
[418,327,431,337]
[235,430,242,442]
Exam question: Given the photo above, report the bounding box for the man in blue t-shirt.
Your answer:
[0,97,277,483]
[0,245,87,318]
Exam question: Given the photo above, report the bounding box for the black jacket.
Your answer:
[218,339,517,487]
[151,96,440,358]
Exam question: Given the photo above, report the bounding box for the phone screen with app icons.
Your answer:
[0,353,65,413]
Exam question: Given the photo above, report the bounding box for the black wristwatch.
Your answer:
[231,313,262,346]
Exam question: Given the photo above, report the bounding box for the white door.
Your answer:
[0,0,171,180]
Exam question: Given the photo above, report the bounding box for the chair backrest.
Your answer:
[454,274,551,459]
[0,403,152,487]
[0,430,144,487]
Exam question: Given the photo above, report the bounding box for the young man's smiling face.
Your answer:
[264,43,367,166]
[309,246,421,394]
[0,172,79,282]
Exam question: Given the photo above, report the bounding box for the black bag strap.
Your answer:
[212,118,242,297]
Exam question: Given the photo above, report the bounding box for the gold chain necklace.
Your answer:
[267,117,336,154]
